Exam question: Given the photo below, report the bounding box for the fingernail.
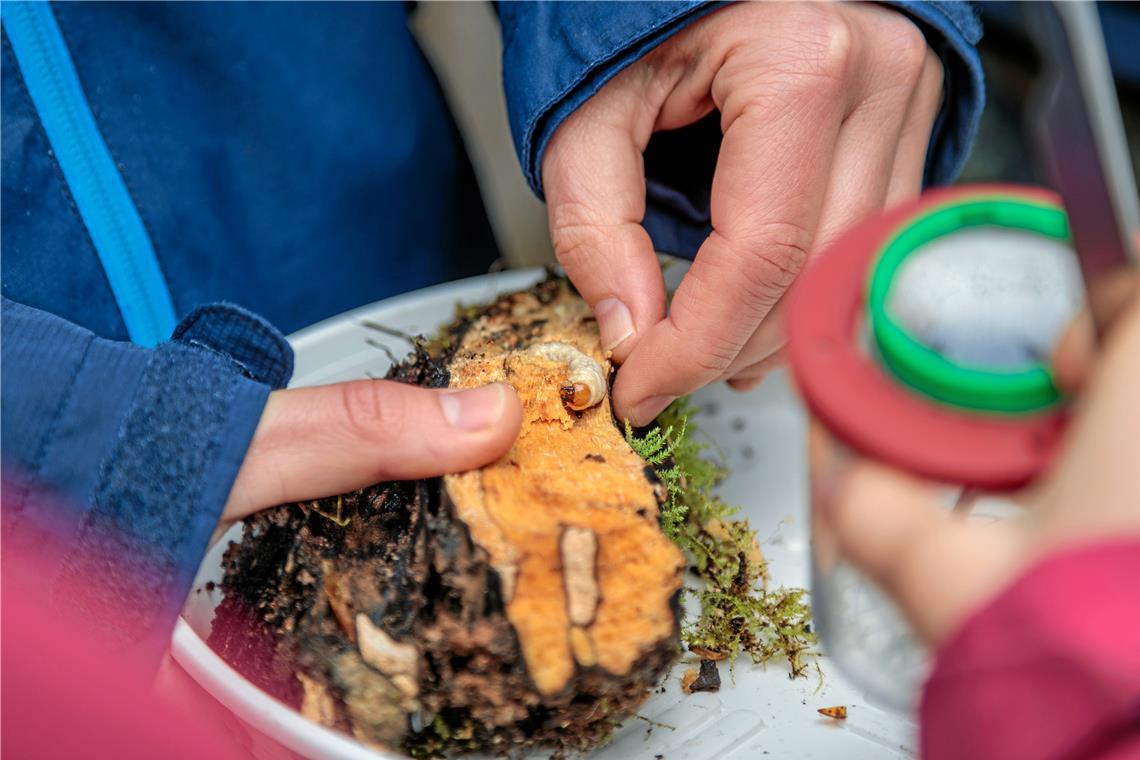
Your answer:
[595,298,635,352]
[630,395,676,427]
[439,384,507,431]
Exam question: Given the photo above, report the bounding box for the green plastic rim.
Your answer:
[867,194,1072,414]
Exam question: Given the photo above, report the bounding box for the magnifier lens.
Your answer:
[886,227,1084,369]
[867,197,1080,414]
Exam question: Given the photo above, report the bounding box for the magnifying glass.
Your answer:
[786,2,1137,711]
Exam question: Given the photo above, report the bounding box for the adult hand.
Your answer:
[819,295,1140,647]
[222,380,522,525]
[543,1,945,425]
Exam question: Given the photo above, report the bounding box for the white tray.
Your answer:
[173,269,916,759]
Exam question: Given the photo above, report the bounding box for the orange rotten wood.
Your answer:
[208,280,686,756]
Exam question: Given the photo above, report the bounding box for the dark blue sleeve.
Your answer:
[499,1,985,259]
[1,298,292,661]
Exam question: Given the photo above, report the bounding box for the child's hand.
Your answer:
[816,292,1140,647]
[221,380,522,526]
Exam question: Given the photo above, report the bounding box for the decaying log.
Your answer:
[208,279,686,756]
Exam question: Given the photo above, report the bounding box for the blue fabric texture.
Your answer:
[2,2,177,346]
[1,2,497,638]
[499,1,986,259]
[2,2,499,342]
[2,298,290,654]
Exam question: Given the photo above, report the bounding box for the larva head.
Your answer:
[561,383,592,411]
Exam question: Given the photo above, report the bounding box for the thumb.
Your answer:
[223,380,522,522]
[823,461,1024,646]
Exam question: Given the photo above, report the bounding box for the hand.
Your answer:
[222,380,522,525]
[819,296,1140,647]
[543,1,945,425]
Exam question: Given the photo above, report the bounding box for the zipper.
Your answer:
[3,1,177,346]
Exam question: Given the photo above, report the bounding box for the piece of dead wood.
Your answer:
[209,279,685,756]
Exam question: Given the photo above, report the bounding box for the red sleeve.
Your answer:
[921,540,1140,760]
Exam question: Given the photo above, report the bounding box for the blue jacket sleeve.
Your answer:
[1,298,293,662]
[499,0,985,259]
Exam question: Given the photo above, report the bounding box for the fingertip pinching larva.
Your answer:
[527,342,607,411]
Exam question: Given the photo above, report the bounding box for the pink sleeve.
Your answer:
[921,540,1140,760]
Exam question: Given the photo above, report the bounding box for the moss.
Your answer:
[627,399,816,677]
[405,712,480,758]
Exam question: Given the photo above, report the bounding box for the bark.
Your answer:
[208,280,685,756]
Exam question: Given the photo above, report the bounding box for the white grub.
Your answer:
[560,527,599,626]
[528,342,607,411]
[355,613,419,688]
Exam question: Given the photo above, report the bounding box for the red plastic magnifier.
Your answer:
[787,184,1075,490]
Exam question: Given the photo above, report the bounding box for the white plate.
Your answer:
[173,269,916,759]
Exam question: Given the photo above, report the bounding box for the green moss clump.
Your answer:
[405,711,480,758]
[627,399,816,677]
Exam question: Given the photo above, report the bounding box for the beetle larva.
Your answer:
[527,341,608,411]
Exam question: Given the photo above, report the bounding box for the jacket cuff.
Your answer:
[2,299,293,660]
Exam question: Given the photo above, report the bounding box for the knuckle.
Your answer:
[551,224,601,270]
[734,223,811,308]
[728,9,856,106]
[779,11,855,84]
[762,12,853,101]
[548,194,613,231]
[898,21,929,73]
[663,312,737,376]
[548,201,607,263]
[880,17,929,87]
[816,13,855,79]
[550,205,647,272]
[690,338,739,375]
[338,380,407,440]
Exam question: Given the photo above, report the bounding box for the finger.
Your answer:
[1051,264,1139,394]
[727,376,764,393]
[811,11,932,251]
[720,297,788,379]
[224,381,523,521]
[613,22,856,424]
[721,26,942,379]
[1051,305,1096,393]
[824,460,1024,645]
[718,31,940,382]
[726,363,768,392]
[542,81,668,362]
[724,346,788,391]
[884,47,944,207]
[1035,298,1140,533]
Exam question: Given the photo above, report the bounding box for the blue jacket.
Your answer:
[1,1,984,655]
